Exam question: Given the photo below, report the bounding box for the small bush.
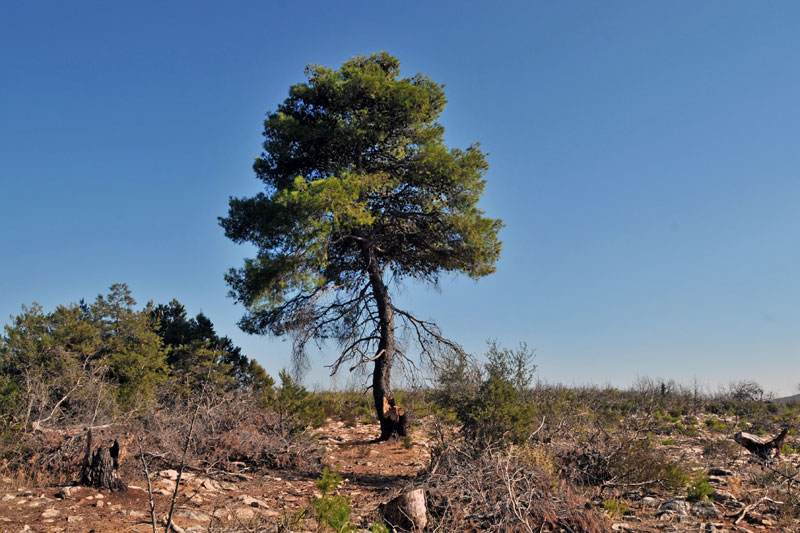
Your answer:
[603,499,629,518]
[436,342,540,447]
[780,443,798,455]
[704,417,727,433]
[271,370,325,433]
[369,523,390,533]
[687,476,714,501]
[313,467,357,533]
[425,443,604,532]
[517,444,559,477]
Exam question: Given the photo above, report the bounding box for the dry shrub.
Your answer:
[726,475,744,499]
[0,425,126,485]
[136,391,323,477]
[423,442,604,533]
[558,432,688,490]
[702,437,740,462]
[1,390,322,485]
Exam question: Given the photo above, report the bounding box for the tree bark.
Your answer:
[363,244,408,441]
[80,430,126,491]
[734,427,789,459]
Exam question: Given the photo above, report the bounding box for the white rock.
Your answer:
[238,494,268,508]
[41,508,60,519]
[235,507,255,520]
[691,501,721,519]
[642,496,659,508]
[175,509,211,522]
[659,498,690,516]
[159,469,179,480]
[199,479,218,492]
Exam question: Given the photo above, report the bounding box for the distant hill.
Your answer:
[774,393,800,404]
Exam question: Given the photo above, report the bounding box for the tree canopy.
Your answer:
[0,284,271,430]
[221,52,501,438]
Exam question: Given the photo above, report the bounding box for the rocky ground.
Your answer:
[0,421,427,533]
[0,419,797,532]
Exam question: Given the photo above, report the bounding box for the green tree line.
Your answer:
[0,283,273,435]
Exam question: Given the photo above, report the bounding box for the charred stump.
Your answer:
[80,430,126,491]
[379,396,408,440]
[734,427,789,459]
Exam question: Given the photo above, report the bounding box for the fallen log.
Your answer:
[733,427,789,459]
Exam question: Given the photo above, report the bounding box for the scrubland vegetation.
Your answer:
[1,286,799,532]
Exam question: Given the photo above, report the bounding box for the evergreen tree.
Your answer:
[221,52,501,439]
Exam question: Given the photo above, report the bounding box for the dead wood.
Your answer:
[80,429,126,491]
[733,427,789,459]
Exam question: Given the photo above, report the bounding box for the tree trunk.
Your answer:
[363,244,408,441]
[80,430,126,491]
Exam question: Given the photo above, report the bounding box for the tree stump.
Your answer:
[380,396,408,440]
[80,430,126,491]
[380,488,427,532]
[734,427,789,459]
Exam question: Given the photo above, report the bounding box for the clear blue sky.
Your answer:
[1,1,798,395]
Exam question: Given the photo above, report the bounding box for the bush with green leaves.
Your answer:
[687,476,714,501]
[0,283,275,474]
[603,499,629,518]
[270,369,324,434]
[312,467,357,533]
[435,341,538,446]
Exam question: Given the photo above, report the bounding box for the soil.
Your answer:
[1,419,797,532]
[0,420,427,532]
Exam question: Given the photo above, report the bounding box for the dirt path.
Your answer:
[0,420,429,532]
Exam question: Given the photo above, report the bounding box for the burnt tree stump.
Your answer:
[80,430,126,491]
[734,427,789,459]
[380,396,408,440]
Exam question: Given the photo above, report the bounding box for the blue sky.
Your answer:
[1,1,798,395]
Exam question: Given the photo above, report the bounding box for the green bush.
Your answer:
[687,476,714,501]
[603,499,628,518]
[780,443,798,455]
[312,468,357,533]
[436,342,539,446]
[704,417,727,433]
[271,370,324,433]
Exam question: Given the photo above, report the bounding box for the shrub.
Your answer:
[704,417,727,433]
[687,476,714,501]
[271,370,324,433]
[435,342,540,447]
[425,443,604,532]
[312,467,357,533]
[561,435,688,490]
[603,499,629,518]
[780,443,798,455]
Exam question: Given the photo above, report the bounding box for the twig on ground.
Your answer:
[137,435,158,533]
